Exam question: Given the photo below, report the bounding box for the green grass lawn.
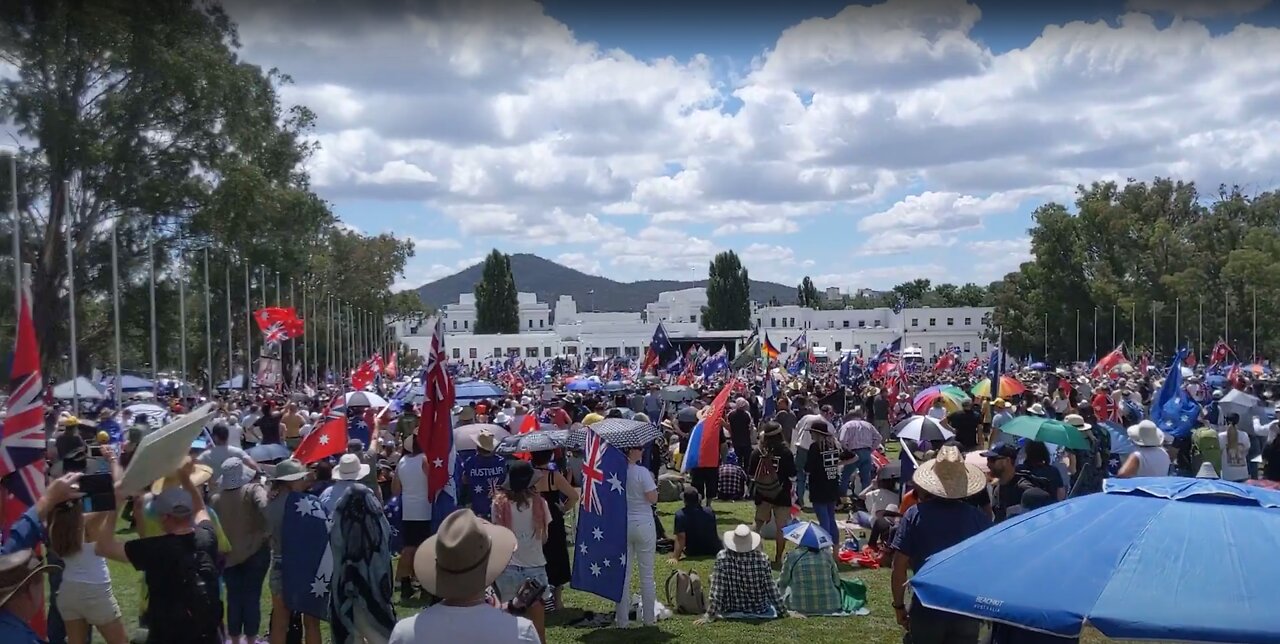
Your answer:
[100,499,1109,643]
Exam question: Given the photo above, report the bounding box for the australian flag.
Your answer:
[701,349,729,379]
[1150,347,1201,439]
[650,322,675,363]
[571,428,628,602]
[281,492,333,618]
[869,336,902,373]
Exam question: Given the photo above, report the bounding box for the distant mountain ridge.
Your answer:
[415,253,798,312]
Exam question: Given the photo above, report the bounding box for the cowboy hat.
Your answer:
[150,463,214,495]
[475,430,498,453]
[1064,414,1092,432]
[760,422,783,437]
[896,392,909,401]
[414,509,517,601]
[0,549,60,607]
[912,445,986,499]
[722,524,762,553]
[333,453,371,481]
[1127,420,1166,448]
[867,387,881,397]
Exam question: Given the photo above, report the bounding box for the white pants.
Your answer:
[615,517,657,627]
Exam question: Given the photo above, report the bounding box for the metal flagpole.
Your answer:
[203,248,212,394]
[1075,309,1080,362]
[1225,292,1230,349]
[225,259,233,390]
[326,294,332,383]
[64,181,79,410]
[1151,301,1157,357]
[1043,312,1048,360]
[275,271,280,306]
[1131,302,1136,349]
[290,276,295,386]
[259,266,266,312]
[148,231,158,384]
[9,155,18,317]
[1199,296,1204,359]
[178,245,188,390]
[301,279,307,386]
[244,263,252,390]
[1175,298,1180,351]
[111,222,123,412]
[1111,306,1116,347]
[1253,289,1257,359]
[1092,307,1098,358]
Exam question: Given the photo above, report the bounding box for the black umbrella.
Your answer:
[495,431,561,455]
[588,418,661,449]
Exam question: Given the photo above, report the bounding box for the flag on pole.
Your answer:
[1090,344,1129,377]
[762,333,781,361]
[1150,347,1200,439]
[682,380,734,472]
[570,427,628,602]
[292,415,348,464]
[2,278,46,532]
[417,317,457,526]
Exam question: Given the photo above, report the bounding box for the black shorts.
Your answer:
[402,520,432,548]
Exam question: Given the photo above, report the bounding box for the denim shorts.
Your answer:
[494,564,551,602]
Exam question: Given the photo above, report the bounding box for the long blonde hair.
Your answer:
[48,502,85,558]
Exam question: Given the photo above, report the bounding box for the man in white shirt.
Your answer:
[389,510,539,644]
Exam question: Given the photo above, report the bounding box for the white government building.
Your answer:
[393,288,995,368]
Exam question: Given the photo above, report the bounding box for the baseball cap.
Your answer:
[981,442,1019,460]
[149,488,194,518]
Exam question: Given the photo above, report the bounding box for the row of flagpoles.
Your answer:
[1068,296,1262,364]
[6,156,399,409]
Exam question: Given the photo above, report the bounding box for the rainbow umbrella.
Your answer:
[971,375,1027,399]
[913,385,970,415]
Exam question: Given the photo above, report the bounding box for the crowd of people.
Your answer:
[3,355,1280,644]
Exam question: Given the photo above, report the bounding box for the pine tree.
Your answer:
[798,276,820,308]
[701,251,751,330]
[474,250,519,334]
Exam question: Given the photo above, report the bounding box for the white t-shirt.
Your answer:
[389,603,539,644]
[625,463,657,522]
[860,488,896,516]
[1219,429,1251,482]
[226,422,244,449]
[794,414,824,450]
[397,454,431,521]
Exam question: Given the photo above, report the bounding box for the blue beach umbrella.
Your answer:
[910,477,1280,643]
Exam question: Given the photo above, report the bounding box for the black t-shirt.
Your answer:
[805,441,842,504]
[746,445,796,506]
[673,505,721,557]
[255,413,282,445]
[946,410,981,450]
[728,409,753,448]
[125,521,222,644]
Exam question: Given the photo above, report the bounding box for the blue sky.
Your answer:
[225,0,1280,293]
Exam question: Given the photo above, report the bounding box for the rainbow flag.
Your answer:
[762,333,780,361]
[681,380,735,471]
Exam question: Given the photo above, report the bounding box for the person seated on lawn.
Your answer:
[696,525,786,624]
[776,524,843,615]
[867,504,901,550]
[717,450,750,501]
[668,488,719,564]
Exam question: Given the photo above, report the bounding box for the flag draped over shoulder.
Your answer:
[281,492,333,618]
[417,317,457,526]
[571,427,628,602]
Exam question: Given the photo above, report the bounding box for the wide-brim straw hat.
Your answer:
[1064,413,1092,432]
[414,509,517,600]
[333,453,371,481]
[1127,420,1166,448]
[150,463,213,495]
[912,445,987,499]
[722,523,762,553]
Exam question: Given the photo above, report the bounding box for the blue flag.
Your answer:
[763,372,778,418]
[987,349,1004,400]
[571,428,628,603]
[1150,347,1201,438]
[281,492,333,618]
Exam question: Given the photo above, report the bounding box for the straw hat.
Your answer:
[0,549,60,607]
[722,524,762,553]
[1126,420,1166,448]
[474,430,497,453]
[1026,403,1046,417]
[414,509,517,601]
[992,398,1008,409]
[1064,414,1092,432]
[333,453,371,481]
[911,445,986,499]
[150,463,213,495]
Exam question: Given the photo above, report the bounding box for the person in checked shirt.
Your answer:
[696,524,787,624]
[717,449,750,500]
[837,407,883,499]
[776,524,843,615]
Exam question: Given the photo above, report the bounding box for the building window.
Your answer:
[842,320,850,328]
[870,343,878,353]
[469,348,477,359]
[981,342,988,352]
[858,320,865,328]
[464,320,468,330]
[492,348,501,358]
[834,341,842,351]
[771,317,777,327]
[756,318,762,328]
[929,342,937,355]
[827,320,834,329]
[605,347,618,357]
[544,346,552,358]
[452,320,457,330]
[946,318,954,326]
[963,341,971,352]
[911,318,918,327]
[566,346,578,355]
[928,318,936,326]
[539,319,544,328]
[528,319,533,329]
[691,314,698,324]
[964,317,972,326]
[873,321,881,328]
[526,347,538,358]
[625,346,639,358]
[452,348,460,359]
